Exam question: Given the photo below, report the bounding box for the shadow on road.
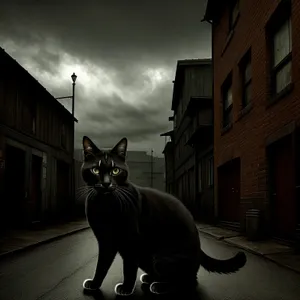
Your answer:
[83,284,209,300]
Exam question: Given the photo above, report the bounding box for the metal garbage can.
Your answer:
[246,209,261,241]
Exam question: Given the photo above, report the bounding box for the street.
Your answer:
[0,229,299,300]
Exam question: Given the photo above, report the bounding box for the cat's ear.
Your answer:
[82,136,99,160]
[111,137,127,158]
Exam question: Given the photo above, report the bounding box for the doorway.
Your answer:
[4,144,26,228]
[218,158,241,228]
[30,154,42,222]
[56,160,70,217]
[268,134,296,241]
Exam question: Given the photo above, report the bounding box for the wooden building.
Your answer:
[0,48,76,229]
[162,59,214,221]
[160,129,175,195]
[203,0,300,242]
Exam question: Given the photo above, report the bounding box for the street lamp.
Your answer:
[71,72,77,117]
[55,73,78,218]
[55,72,77,117]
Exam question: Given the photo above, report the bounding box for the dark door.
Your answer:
[56,160,70,217]
[218,158,240,224]
[269,135,296,241]
[30,154,42,222]
[4,145,26,228]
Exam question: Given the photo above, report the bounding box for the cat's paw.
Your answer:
[114,283,135,296]
[150,282,176,295]
[139,273,153,285]
[83,279,99,291]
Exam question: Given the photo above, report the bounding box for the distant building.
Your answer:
[203,0,300,241]
[0,48,76,229]
[127,151,165,191]
[161,59,214,221]
[74,149,165,193]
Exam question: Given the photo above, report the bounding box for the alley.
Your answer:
[0,230,299,300]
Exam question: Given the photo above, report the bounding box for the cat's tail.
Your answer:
[200,250,246,274]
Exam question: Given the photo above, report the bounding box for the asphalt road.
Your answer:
[0,229,299,300]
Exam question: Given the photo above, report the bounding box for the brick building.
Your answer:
[0,48,76,229]
[161,59,214,221]
[203,0,300,242]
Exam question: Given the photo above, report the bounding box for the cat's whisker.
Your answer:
[116,190,129,212]
[113,192,125,213]
[76,186,94,201]
[116,189,132,212]
[114,189,128,212]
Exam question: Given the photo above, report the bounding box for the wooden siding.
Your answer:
[0,59,73,155]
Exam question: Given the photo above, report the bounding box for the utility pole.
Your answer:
[150,149,153,188]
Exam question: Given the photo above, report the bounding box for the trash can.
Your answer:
[246,209,261,241]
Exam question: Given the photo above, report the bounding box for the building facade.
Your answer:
[204,0,300,242]
[126,151,165,192]
[161,130,175,195]
[0,48,75,229]
[162,59,214,221]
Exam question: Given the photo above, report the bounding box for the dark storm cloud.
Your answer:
[75,83,172,148]
[1,0,211,154]
[1,0,211,67]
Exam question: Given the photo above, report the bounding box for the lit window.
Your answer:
[222,76,233,128]
[272,17,292,94]
[240,51,252,108]
[229,0,239,30]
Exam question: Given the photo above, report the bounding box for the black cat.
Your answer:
[81,136,246,296]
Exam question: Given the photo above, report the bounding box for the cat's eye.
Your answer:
[91,167,99,174]
[111,168,120,175]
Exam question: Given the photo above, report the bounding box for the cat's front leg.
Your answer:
[115,255,139,296]
[83,242,117,292]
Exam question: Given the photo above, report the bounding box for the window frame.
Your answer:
[229,0,240,31]
[267,0,292,97]
[240,50,252,108]
[222,74,233,128]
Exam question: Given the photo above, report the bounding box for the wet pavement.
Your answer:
[0,229,300,300]
[0,219,89,257]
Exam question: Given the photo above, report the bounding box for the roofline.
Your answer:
[160,130,174,137]
[176,58,212,67]
[0,47,77,123]
[171,58,212,110]
[202,0,228,23]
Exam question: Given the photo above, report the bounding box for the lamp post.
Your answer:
[56,72,77,117]
[55,73,78,218]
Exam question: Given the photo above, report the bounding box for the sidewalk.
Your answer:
[196,223,300,274]
[0,219,90,258]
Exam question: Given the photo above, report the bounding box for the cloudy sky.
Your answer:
[1,0,211,157]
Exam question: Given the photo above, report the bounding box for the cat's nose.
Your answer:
[102,182,111,189]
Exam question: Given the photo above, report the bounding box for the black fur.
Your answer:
[80,136,247,296]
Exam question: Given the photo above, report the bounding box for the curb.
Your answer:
[0,226,90,259]
[197,228,300,275]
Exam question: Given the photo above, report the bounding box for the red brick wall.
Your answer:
[213,0,300,227]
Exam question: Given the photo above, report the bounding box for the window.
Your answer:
[207,157,214,187]
[222,76,233,128]
[272,17,292,94]
[229,0,239,30]
[267,0,292,96]
[240,50,252,108]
